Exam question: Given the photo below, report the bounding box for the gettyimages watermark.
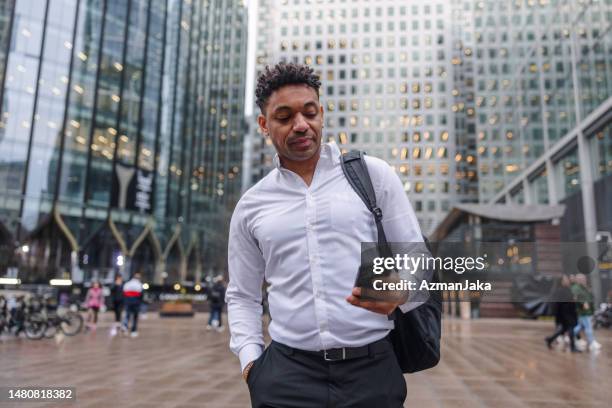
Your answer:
[357,241,612,303]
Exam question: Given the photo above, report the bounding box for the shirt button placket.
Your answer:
[306,192,329,340]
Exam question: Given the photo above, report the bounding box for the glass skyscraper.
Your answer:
[247,0,475,235]
[463,0,611,204]
[0,0,248,286]
[463,0,611,243]
[451,0,611,303]
[246,0,610,243]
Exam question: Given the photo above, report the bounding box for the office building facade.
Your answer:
[0,0,248,285]
[465,0,611,206]
[247,0,610,239]
[478,0,611,301]
[248,0,479,235]
[445,0,611,303]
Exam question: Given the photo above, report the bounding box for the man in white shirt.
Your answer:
[227,62,423,408]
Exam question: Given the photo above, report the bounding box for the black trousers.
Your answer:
[547,322,576,349]
[113,301,123,323]
[247,338,406,408]
[124,303,140,332]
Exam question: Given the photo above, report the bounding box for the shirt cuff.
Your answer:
[238,343,264,372]
[398,300,424,314]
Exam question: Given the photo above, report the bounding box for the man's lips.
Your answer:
[288,137,313,148]
[289,137,310,144]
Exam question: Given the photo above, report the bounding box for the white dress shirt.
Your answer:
[226,142,423,370]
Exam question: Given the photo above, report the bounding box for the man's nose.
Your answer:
[293,113,309,132]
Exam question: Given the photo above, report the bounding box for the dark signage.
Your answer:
[111,163,153,214]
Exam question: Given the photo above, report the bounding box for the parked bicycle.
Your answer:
[0,295,47,340]
[29,294,84,338]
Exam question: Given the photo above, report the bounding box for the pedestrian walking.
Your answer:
[572,274,601,351]
[109,275,124,337]
[545,275,580,352]
[227,62,424,408]
[207,276,226,331]
[122,272,143,338]
[84,281,104,332]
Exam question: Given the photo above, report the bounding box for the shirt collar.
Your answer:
[273,141,341,170]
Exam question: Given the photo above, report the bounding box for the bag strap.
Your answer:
[340,150,439,312]
[340,150,393,259]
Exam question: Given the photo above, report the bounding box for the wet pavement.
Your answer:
[0,313,610,408]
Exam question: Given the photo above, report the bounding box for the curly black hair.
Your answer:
[255,62,321,114]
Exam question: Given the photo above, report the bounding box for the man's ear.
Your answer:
[257,114,268,135]
[319,104,324,124]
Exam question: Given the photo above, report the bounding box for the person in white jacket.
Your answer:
[122,272,143,338]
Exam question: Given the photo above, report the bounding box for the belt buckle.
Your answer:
[323,348,346,362]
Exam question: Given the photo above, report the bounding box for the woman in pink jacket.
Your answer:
[85,281,104,331]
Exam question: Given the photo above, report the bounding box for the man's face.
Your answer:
[258,84,324,164]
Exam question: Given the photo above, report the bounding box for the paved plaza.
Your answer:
[0,313,610,408]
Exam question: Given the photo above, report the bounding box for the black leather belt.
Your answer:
[276,337,390,362]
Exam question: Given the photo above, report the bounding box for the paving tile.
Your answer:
[0,314,610,408]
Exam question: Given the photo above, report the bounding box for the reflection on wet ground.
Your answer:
[414,318,610,407]
[0,314,609,407]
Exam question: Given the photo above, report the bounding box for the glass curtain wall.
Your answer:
[0,0,248,284]
[1,0,49,228]
[471,0,610,202]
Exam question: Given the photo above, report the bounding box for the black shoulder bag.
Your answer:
[340,150,442,373]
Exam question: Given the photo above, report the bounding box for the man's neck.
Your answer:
[280,148,322,186]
